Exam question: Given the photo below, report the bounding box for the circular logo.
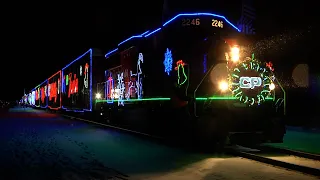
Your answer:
[229,56,273,105]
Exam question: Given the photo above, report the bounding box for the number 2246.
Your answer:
[212,19,223,28]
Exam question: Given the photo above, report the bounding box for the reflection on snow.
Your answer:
[6,128,128,180]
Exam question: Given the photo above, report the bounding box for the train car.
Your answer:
[60,49,93,112]
[25,49,101,113]
[30,89,36,106]
[33,80,48,108]
[22,94,28,105]
[48,71,62,110]
[27,92,32,106]
[94,12,286,146]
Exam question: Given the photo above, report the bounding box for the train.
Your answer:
[21,12,286,147]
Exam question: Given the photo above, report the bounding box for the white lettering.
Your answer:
[239,77,262,89]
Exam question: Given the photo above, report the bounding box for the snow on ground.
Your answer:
[231,145,319,170]
[265,126,320,154]
[267,156,320,170]
[0,108,318,180]
[131,157,319,180]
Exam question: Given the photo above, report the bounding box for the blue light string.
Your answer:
[104,12,240,58]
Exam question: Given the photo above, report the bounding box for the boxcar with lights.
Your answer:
[33,80,49,108]
[27,92,32,106]
[94,12,286,146]
[25,49,98,113]
[30,90,36,107]
[60,49,93,112]
[21,95,28,105]
[48,71,62,110]
[25,94,30,106]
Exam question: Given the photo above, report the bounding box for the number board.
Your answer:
[181,17,224,29]
[211,19,223,28]
[181,18,201,26]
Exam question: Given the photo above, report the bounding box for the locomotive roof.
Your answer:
[104,12,240,58]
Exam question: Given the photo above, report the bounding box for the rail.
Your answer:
[226,145,320,177]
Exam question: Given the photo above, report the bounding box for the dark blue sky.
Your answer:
[2,0,316,100]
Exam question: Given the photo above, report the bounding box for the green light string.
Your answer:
[95,96,273,103]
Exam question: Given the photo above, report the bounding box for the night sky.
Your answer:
[2,1,316,101]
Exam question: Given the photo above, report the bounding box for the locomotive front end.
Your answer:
[194,42,286,146]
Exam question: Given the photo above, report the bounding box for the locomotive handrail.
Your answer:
[193,64,216,117]
[278,99,284,108]
[275,98,284,113]
[271,71,286,116]
[275,98,283,106]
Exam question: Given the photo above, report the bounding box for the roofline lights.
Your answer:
[104,12,240,58]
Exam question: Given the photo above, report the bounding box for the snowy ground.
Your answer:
[265,126,320,154]
[0,108,318,180]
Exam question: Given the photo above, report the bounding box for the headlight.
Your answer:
[230,46,240,62]
[95,93,101,99]
[269,83,275,90]
[219,81,229,92]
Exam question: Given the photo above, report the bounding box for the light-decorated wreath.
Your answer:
[229,54,274,106]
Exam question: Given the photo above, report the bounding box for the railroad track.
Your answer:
[257,145,320,161]
[225,144,320,177]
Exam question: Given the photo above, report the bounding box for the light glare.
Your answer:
[96,93,101,99]
[219,81,229,91]
[269,83,275,90]
[230,46,240,62]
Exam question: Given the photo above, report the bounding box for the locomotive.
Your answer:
[23,12,286,146]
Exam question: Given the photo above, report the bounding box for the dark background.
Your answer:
[1,0,316,101]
